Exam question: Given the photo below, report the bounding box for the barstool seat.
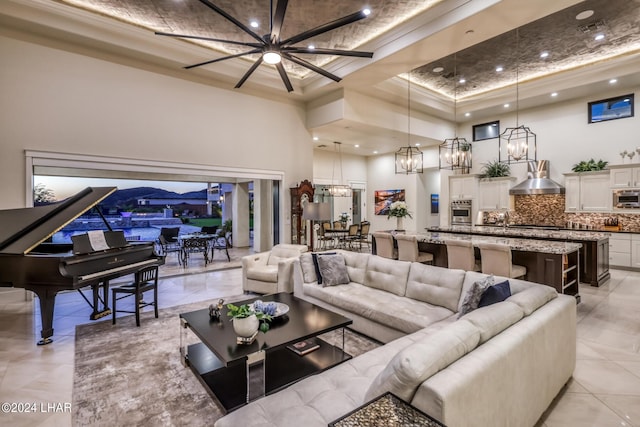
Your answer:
[446,239,481,271]
[395,234,434,264]
[477,242,526,279]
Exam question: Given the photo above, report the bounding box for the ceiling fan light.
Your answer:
[263,51,282,64]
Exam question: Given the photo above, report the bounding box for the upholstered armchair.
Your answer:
[242,244,309,294]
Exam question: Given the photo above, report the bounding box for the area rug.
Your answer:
[72,297,381,426]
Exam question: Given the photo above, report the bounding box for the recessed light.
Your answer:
[594,34,605,41]
[373,150,378,154]
[540,51,549,59]
[308,44,315,50]
[609,78,617,84]
[464,112,471,117]
[432,66,444,73]
[496,66,503,72]
[362,8,371,16]
[313,136,319,141]
[354,144,359,148]
[459,78,466,84]
[551,92,558,97]
[250,20,259,28]
[575,10,594,20]
[415,143,421,147]
[504,103,510,108]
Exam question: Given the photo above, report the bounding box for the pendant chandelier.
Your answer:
[439,54,472,173]
[328,141,351,197]
[395,70,423,174]
[499,29,537,164]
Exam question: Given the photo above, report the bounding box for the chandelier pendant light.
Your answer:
[439,55,472,173]
[395,70,423,174]
[329,142,351,197]
[499,29,537,164]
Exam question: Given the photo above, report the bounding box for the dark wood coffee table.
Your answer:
[179,292,353,412]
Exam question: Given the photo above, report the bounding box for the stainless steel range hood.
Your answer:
[509,160,565,195]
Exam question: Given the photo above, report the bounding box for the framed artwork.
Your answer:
[431,194,439,214]
[374,189,405,215]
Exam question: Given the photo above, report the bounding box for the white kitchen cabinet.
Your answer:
[564,172,610,212]
[609,166,640,188]
[449,176,478,200]
[631,234,640,268]
[478,177,516,210]
[609,234,631,267]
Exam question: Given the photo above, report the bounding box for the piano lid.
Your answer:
[0,187,117,255]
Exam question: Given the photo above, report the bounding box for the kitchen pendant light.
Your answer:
[499,29,537,164]
[395,70,423,174]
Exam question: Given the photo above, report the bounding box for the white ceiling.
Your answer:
[2,0,639,156]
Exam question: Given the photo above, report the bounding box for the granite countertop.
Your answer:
[429,225,610,241]
[415,231,582,255]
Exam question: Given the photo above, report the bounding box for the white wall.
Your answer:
[0,35,313,215]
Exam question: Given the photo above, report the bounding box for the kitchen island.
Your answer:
[429,225,610,287]
[374,231,582,301]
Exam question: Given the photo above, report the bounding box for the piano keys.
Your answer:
[0,187,164,345]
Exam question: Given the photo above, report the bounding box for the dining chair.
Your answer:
[395,234,434,264]
[111,265,159,327]
[446,240,481,271]
[344,224,360,250]
[372,232,397,259]
[356,222,371,252]
[477,242,527,278]
[315,223,333,250]
[332,221,343,230]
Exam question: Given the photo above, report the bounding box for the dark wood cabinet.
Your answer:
[290,180,314,248]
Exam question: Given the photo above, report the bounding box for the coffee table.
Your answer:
[179,292,353,412]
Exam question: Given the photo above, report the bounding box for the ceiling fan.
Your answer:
[156,0,374,92]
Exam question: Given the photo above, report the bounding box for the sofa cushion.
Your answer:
[406,263,465,312]
[246,265,278,282]
[317,255,350,286]
[339,250,369,285]
[303,282,454,334]
[364,255,411,296]
[459,301,524,344]
[478,280,511,308]
[299,253,318,283]
[506,285,557,316]
[364,320,481,403]
[458,275,494,318]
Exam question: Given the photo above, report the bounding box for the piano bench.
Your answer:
[111,266,159,327]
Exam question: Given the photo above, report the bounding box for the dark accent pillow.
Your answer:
[458,275,494,318]
[478,280,511,308]
[316,254,350,286]
[311,252,336,285]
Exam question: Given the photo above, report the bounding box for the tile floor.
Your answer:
[1,259,639,426]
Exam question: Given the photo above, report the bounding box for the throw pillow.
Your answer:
[316,254,350,286]
[311,252,336,285]
[478,280,511,308]
[458,275,494,318]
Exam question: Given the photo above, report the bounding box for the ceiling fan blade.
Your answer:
[235,57,264,88]
[198,0,265,44]
[281,10,368,46]
[184,48,262,70]
[283,53,341,83]
[275,62,294,92]
[155,31,261,48]
[270,0,289,43]
[283,47,373,58]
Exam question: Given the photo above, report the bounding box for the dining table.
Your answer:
[178,233,218,266]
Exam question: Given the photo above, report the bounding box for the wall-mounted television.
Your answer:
[588,94,634,123]
[472,121,500,141]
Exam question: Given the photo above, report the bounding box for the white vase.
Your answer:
[232,314,259,337]
[396,217,404,230]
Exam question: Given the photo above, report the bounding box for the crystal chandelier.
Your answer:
[395,70,423,174]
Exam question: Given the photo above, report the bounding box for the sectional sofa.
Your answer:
[215,250,576,427]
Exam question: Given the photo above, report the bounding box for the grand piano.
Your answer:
[0,187,165,345]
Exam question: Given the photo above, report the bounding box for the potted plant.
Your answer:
[387,201,412,230]
[479,160,511,179]
[571,159,608,172]
[338,212,350,228]
[227,303,272,336]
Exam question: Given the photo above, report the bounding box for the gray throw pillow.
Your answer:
[458,275,494,318]
[316,254,350,286]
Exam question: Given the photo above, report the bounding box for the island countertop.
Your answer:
[428,225,609,242]
[413,231,582,255]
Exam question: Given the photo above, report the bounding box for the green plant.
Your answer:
[571,159,608,172]
[227,303,272,332]
[479,160,511,178]
[387,201,412,218]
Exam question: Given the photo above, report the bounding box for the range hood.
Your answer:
[509,160,565,195]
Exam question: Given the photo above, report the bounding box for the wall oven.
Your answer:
[613,190,640,209]
[450,199,473,225]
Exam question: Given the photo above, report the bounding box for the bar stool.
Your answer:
[112,265,159,327]
[477,243,527,279]
[446,240,481,271]
[395,234,434,264]
[372,232,397,259]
